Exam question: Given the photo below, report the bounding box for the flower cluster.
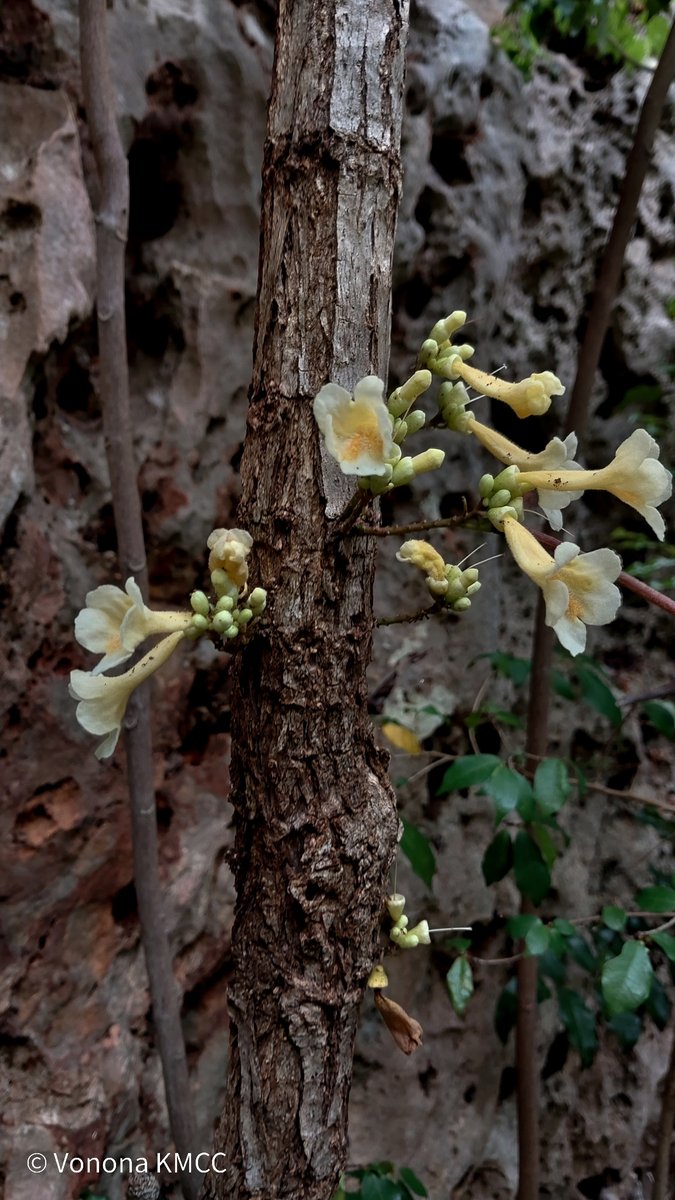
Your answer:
[312,310,671,656]
[71,528,267,759]
[395,540,481,612]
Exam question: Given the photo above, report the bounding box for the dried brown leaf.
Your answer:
[374,990,423,1055]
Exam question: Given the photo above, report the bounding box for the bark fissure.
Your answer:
[206,3,409,1197]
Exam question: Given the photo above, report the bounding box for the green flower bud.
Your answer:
[461,567,479,586]
[479,474,495,499]
[393,418,408,445]
[185,625,202,641]
[493,465,521,492]
[190,590,210,617]
[387,893,406,922]
[445,565,461,583]
[430,310,467,344]
[248,587,267,612]
[224,625,239,639]
[453,597,472,612]
[235,607,254,626]
[466,581,481,596]
[391,457,415,487]
[417,338,439,367]
[215,595,235,612]
[191,613,209,632]
[397,932,420,949]
[212,610,234,633]
[407,920,431,945]
[405,409,426,434]
[387,389,409,418]
[445,578,465,603]
[411,448,445,476]
[488,488,513,509]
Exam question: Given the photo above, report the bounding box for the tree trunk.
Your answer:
[205,3,410,1198]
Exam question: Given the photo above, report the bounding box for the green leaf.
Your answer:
[533,758,571,814]
[482,766,534,824]
[482,830,513,884]
[399,1168,428,1197]
[651,932,675,962]
[602,941,654,1016]
[361,1175,404,1200]
[531,823,558,869]
[565,933,597,973]
[539,947,566,984]
[647,975,671,1030]
[495,977,518,1044]
[447,957,474,1017]
[513,831,551,905]
[479,650,531,686]
[576,665,621,727]
[558,986,598,1068]
[552,918,576,937]
[606,1011,643,1049]
[525,920,550,957]
[508,914,540,939]
[552,670,576,701]
[602,905,627,932]
[400,819,436,889]
[644,700,675,741]
[635,885,675,913]
[437,754,501,794]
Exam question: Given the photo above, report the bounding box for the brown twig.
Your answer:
[78,5,198,1198]
[375,604,444,627]
[653,1029,675,1200]
[565,17,675,440]
[355,509,477,537]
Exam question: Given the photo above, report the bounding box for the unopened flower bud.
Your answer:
[248,587,267,612]
[224,625,239,639]
[466,581,481,596]
[479,474,495,499]
[190,591,210,617]
[488,488,513,509]
[211,569,239,600]
[212,610,234,633]
[393,418,408,445]
[215,595,235,613]
[387,893,406,922]
[191,613,209,632]
[408,920,431,945]
[493,465,521,492]
[367,964,389,989]
[461,568,479,586]
[391,457,415,487]
[411,448,445,476]
[453,597,472,612]
[430,310,467,344]
[406,410,426,434]
[234,607,253,626]
[418,338,439,367]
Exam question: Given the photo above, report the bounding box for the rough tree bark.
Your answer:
[205,2,410,1198]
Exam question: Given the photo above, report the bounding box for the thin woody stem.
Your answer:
[375,604,442,627]
[78,5,198,1198]
[355,507,480,537]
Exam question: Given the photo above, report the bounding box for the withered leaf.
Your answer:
[374,990,423,1055]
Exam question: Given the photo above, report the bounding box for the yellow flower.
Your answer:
[517,429,672,540]
[447,361,564,418]
[207,528,253,590]
[69,630,186,759]
[313,376,396,476]
[469,420,583,529]
[74,578,192,674]
[396,540,447,582]
[503,517,621,656]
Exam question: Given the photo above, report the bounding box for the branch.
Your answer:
[565,17,675,440]
[78,6,198,1198]
[375,604,444,627]
[355,509,476,537]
